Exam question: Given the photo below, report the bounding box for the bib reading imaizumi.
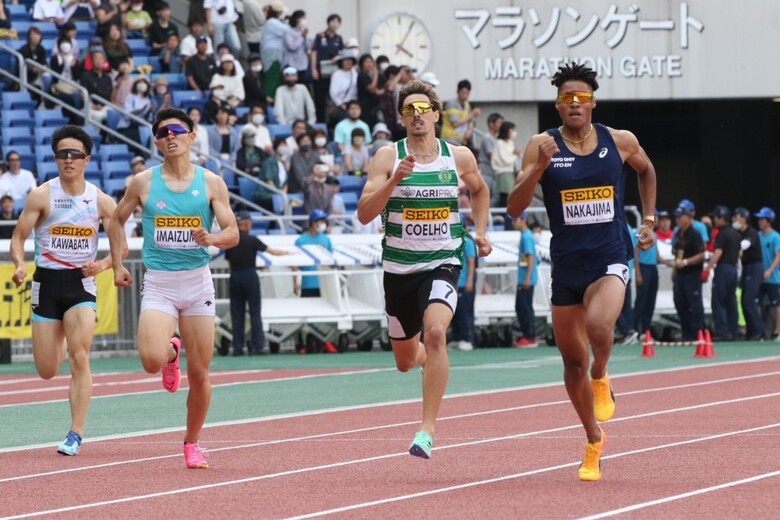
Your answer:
[560,185,615,225]
[49,225,95,254]
[154,215,200,249]
[402,207,450,241]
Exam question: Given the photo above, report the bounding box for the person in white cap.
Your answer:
[329,48,359,122]
[370,122,392,157]
[273,66,317,125]
[209,54,245,107]
[418,71,440,88]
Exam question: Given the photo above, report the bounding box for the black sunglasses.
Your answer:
[155,123,190,140]
[54,149,88,160]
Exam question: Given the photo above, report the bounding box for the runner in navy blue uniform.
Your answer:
[507,63,657,481]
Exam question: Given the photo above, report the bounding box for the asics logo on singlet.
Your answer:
[599,148,608,158]
[398,187,457,198]
[51,225,94,237]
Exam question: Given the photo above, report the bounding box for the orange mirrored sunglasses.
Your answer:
[556,91,595,105]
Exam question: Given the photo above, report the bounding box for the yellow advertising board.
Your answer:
[0,263,118,339]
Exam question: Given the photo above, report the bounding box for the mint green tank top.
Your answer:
[142,165,214,271]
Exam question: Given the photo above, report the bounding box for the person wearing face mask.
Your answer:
[302,162,333,215]
[151,77,172,112]
[240,104,273,153]
[491,121,521,209]
[288,133,321,195]
[48,36,83,123]
[311,128,342,174]
[343,128,369,176]
[243,54,270,109]
[293,209,333,298]
[283,10,312,86]
[124,0,152,39]
[118,77,154,149]
[236,128,268,185]
[273,67,317,125]
[80,50,114,124]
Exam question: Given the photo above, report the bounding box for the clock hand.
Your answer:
[395,44,413,57]
[399,20,415,46]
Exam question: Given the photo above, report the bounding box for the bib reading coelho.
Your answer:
[401,207,451,241]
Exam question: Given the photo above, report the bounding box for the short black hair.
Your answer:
[551,62,599,91]
[351,127,365,138]
[51,125,93,154]
[457,79,472,91]
[497,121,516,140]
[327,14,341,24]
[152,107,194,134]
[487,112,503,125]
[5,150,21,161]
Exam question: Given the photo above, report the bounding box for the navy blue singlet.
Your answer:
[540,123,633,271]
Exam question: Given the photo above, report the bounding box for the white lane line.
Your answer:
[578,469,780,519]
[2,365,779,455]
[5,417,780,520]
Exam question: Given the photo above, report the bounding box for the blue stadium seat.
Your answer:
[34,109,69,128]
[35,146,55,164]
[220,168,237,190]
[34,126,57,146]
[126,38,151,57]
[265,105,277,124]
[337,175,365,195]
[271,193,285,214]
[340,191,358,212]
[1,109,33,128]
[102,160,133,180]
[151,73,187,91]
[7,4,30,21]
[1,126,35,146]
[2,91,36,111]
[237,177,257,201]
[103,178,127,198]
[36,161,59,183]
[171,90,206,113]
[287,192,305,216]
[99,144,134,162]
[267,124,292,139]
[72,21,96,33]
[133,55,161,73]
[12,21,58,39]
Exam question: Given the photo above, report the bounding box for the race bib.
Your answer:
[49,225,94,255]
[560,185,615,225]
[154,215,201,249]
[401,207,451,241]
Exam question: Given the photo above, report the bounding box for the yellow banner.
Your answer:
[0,263,119,339]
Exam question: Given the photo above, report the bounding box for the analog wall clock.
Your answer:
[369,13,432,72]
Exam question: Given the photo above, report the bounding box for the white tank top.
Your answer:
[35,177,100,269]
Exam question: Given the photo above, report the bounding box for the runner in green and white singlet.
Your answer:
[358,80,493,460]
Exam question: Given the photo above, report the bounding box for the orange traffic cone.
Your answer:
[641,330,655,358]
[694,330,705,358]
[703,329,715,358]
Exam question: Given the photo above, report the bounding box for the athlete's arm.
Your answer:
[109,171,148,287]
[456,146,492,257]
[612,128,657,251]
[507,132,557,218]
[9,186,48,287]
[83,191,121,278]
[200,171,239,249]
[356,145,414,225]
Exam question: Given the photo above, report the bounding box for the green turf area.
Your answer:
[1,343,777,450]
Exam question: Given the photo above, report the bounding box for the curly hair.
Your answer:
[551,62,599,91]
[397,79,442,114]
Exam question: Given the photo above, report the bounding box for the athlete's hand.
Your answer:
[475,236,493,257]
[11,265,27,288]
[536,134,559,170]
[81,260,102,278]
[114,265,133,287]
[392,154,415,182]
[636,223,655,251]
[192,228,212,247]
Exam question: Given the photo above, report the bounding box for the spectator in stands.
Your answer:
[80,50,114,123]
[370,122,391,157]
[207,105,240,164]
[703,206,740,341]
[251,139,284,213]
[310,13,343,123]
[214,42,243,78]
[241,104,273,153]
[342,128,369,176]
[288,133,320,194]
[158,33,181,73]
[670,204,706,341]
[273,67,316,125]
[180,19,213,65]
[187,106,210,165]
[0,0,12,35]
[442,79,481,147]
[33,0,65,24]
[418,71,440,89]
[209,53,244,108]
[294,209,332,297]
[243,54,269,110]
[733,206,764,340]
[52,22,80,61]
[756,207,780,341]
[513,212,538,347]
[302,162,333,215]
[357,53,384,128]
[333,101,371,152]
[236,127,267,178]
[151,75,172,110]
[328,48,359,127]
[379,65,402,139]
[94,0,123,40]
[117,76,154,146]
[185,34,217,96]
[148,1,177,56]
[284,119,309,159]
[0,194,15,240]
[449,230,477,351]
[111,56,134,107]
[63,0,100,22]
[0,151,37,204]
[491,121,520,209]
[225,210,287,356]
[389,66,414,139]
[103,22,132,71]
[18,27,49,105]
[203,0,240,57]
[82,36,107,71]
[260,0,287,97]
[311,127,342,174]
[48,37,83,119]
[477,112,504,205]
[124,0,151,38]
[242,0,266,56]
[283,9,311,85]
[325,176,345,217]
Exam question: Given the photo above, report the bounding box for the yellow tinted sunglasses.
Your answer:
[400,101,435,117]
[556,91,595,105]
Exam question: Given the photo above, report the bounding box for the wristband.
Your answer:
[683,259,688,266]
